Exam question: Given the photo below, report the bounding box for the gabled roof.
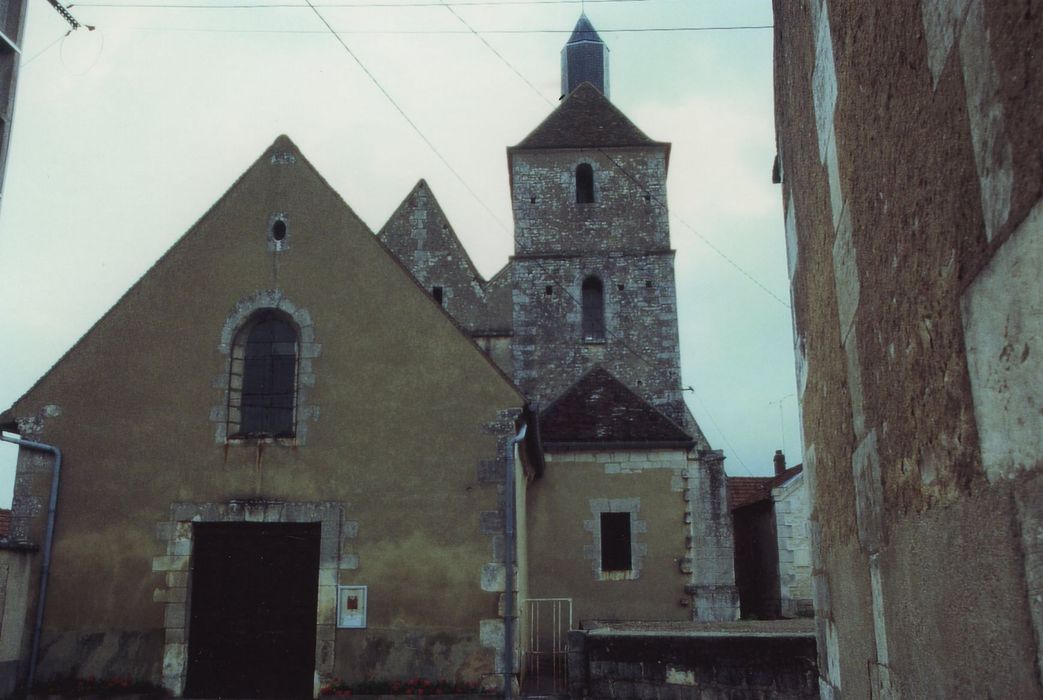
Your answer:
[567,14,604,44]
[539,366,693,447]
[510,82,667,151]
[377,179,485,288]
[728,465,804,511]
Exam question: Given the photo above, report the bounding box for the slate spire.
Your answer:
[561,13,610,97]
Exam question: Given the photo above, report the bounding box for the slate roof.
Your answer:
[539,366,692,445]
[567,14,603,44]
[511,82,665,151]
[728,465,804,511]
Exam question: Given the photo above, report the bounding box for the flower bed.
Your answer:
[320,678,487,696]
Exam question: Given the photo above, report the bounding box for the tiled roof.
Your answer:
[728,465,803,511]
[539,366,692,445]
[0,509,11,538]
[511,82,663,150]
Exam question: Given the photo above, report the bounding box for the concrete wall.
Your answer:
[773,1,1043,697]
[3,137,525,695]
[773,475,812,618]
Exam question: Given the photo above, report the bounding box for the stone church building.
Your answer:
[0,15,736,697]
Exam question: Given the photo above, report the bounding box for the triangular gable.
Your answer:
[539,365,692,447]
[3,136,525,425]
[510,82,667,151]
[377,180,496,333]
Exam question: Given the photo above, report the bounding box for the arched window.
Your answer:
[582,276,605,341]
[229,311,298,437]
[576,163,595,203]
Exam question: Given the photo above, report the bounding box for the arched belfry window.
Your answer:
[576,163,595,203]
[229,310,298,437]
[582,276,605,341]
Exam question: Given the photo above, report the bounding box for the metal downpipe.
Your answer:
[504,422,526,700]
[0,433,63,693]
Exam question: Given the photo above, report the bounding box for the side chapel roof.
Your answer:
[539,365,693,447]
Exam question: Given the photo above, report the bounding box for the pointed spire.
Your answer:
[561,13,610,98]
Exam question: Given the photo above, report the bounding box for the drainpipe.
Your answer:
[0,432,62,693]
[504,422,526,700]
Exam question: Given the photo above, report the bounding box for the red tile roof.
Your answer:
[0,509,11,538]
[728,465,803,511]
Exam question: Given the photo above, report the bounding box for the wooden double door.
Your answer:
[184,522,321,698]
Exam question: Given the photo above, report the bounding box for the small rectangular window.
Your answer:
[600,512,632,572]
[432,286,444,306]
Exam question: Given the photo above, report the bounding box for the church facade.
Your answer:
[0,15,736,698]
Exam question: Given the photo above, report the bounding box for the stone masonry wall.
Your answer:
[511,251,685,425]
[773,1,1043,697]
[772,476,812,618]
[569,630,818,700]
[508,146,688,424]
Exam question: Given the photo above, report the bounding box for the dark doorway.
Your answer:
[184,522,321,698]
[732,501,782,619]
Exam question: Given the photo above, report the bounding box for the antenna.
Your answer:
[767,394,795,454]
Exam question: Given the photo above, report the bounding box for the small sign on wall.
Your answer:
[337,585,367,628]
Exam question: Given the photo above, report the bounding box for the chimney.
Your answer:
[773,450,786,476]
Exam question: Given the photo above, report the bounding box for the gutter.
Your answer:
[503,421,527,700]
[0,432,62,693]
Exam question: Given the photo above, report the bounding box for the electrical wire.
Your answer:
[432,1,785,468]
[70,0,654,8]
[300,0,512,234]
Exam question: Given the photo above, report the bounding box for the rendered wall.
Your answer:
[526,449,735,624]
[3,137,525,694]
[773,1,1042,697]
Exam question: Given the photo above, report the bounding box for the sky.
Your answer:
[0,0,801,505]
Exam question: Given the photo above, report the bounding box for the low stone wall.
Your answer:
[569,623,818,699]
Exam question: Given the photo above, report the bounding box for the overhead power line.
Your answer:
[299,0,511,234]
[71,0,653,8]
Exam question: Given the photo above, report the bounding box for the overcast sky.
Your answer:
[0,0,800,505]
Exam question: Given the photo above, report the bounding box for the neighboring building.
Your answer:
[0,12,739,698]
[0,0,27,212]
[729,451,811,620]
[773,1,1042,698]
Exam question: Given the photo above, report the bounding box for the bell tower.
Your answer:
[508,16,700,439]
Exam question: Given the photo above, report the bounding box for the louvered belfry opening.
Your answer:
[582,275,605,341]
[231,311,298,437]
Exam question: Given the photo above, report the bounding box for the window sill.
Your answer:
[583,337,607,345]
[597,569,638,582]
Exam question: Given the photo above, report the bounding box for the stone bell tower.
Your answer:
[508,15,699,439]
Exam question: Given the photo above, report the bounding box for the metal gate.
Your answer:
[521,598,573,695]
